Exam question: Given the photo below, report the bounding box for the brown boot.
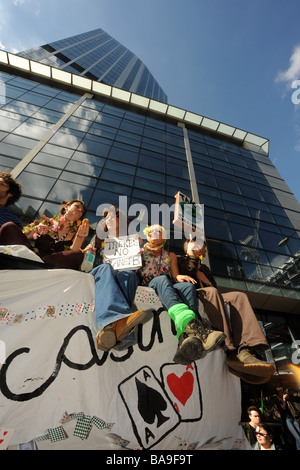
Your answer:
[226,349,275,377]
[227,366,273,385]
[96,327,116,351]
[112,309,146,341]
[96,310,146,351]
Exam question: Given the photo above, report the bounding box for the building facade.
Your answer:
[0,33,300,395]
[17,28,167,103]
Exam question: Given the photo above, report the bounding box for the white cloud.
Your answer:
[275,44,300,84]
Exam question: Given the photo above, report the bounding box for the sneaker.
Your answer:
[185,318,226,352]
[173,332,203,365]
[226,349,275,377]
[227,366,273,385]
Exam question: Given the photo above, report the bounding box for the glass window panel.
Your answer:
[0,115,24,132]
[267,251,292,269]
[26,162,61,178]
[166,161,189,179]
[104,159,136,175]
[18,171,55,199]
[0,141,29,159]
[0,155,19,170]
[95,179,132,196]
[33,152,68,169]
[136,167,165,183]
[49,131,82,150]
[47,180,93,206]
[205,215,233,241]
[207,239,238,259]
[60,171,97,187]
[273,214,293,229]
[216,176,241,195]
[195,168,217,187]
[42,143,74,159]
[3,133,37,149]
[237,245,270,266]
[89,189,122,211]
[71,151,105,168]
[78,136,111,157]
[101,168,134,185]
[209,255,243,279]
[132,188,164,204]
[134,177,165,193]
[108,144,139,165]
[224,201,250,216]
[64,160,102,177]
[230,221,262,247]
[13,122,49,140]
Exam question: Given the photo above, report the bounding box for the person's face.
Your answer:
[105,211,119,235]
[65,201,84,221]
[148,227,163,246]
[255,426,272,449]
[187,240,206,258]
[249,410,261,425]
[0,178,12,203]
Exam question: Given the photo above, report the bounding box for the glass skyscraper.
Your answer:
[0,29,300,389]
[18,28,167,103]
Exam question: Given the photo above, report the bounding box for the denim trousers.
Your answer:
[286,418,300,450]
[91,263,139,331]
[148,275,198,313]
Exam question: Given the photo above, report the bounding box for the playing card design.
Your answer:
[160,362,202,422]
[118,366,180,449]
[0,428,15,450]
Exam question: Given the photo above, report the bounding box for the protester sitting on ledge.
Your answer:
[0,199,88,270]
[136,224,225,365]
[84,205,146,352]
[0,171,23,228]
[177,238,275,384]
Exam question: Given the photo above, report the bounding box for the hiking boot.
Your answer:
[96,310,146,351]
[227,366,273,385]
[226,349,275,377]
[173,332,203,365]
[185,318,226,352]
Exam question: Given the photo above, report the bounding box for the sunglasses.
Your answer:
[256,432,269,437]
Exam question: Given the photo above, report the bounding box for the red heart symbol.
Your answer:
[0,439,3,444]
[167,371,194,406]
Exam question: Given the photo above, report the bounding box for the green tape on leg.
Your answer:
[168,303,195,338]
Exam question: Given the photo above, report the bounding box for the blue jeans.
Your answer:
[286,418,300,450]
[91,263,139,330]
[148,275,198,313]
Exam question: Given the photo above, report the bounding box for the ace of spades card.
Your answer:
[118,366,181,449]
[160,362,202,422]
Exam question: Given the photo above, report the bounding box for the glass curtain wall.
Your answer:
[0,70,300,293]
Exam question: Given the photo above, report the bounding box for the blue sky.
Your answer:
[0,0,300,205]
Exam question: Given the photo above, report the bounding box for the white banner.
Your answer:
[0,264,249,450]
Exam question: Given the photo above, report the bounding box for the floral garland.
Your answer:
[22,214,82,240]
